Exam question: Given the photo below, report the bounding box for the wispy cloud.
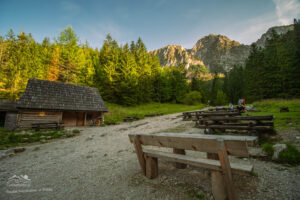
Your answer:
[220,0,300,45]
[182,9,202,20]
[273,0,300,25]
[79,21,135,48]
[153,0,169,7]
[60,1,82,13]
[224,12,278,44]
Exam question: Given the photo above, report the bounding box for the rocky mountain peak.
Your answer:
[255,24,294,47]
[150,24,295,73]
[149,44,204,69]
[191,34,250,72]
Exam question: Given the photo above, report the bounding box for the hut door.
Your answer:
[0,112,6,127]
[76,112,84,126]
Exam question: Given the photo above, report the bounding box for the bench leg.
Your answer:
[217,139,236,200]
[133,136,146,176]
[173,148,187,169]
[146,156,158,179]
[211,170,227,200]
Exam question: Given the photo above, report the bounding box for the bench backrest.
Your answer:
[128,133,256,157]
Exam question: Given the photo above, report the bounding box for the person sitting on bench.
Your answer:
[229,102,234,110]
[237,98,248,115]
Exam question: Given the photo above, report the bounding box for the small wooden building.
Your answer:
[14,78,108,129]
[0,99,18,130]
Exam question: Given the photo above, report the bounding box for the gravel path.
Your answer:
[0,113,299,200]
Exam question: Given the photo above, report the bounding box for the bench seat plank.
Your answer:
[143,149,253,174]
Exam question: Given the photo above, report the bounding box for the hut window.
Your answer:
[39,112,46,116]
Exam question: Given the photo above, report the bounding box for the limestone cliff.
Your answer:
[149,45,204,68]
[191,34,250,72]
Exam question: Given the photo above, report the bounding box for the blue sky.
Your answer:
[1,0,300,50]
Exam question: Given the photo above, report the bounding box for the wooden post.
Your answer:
[146,156,158,179]
[211,170,227,200]
[84,112,87,126]
[205,129,226,200]
[217,139,236,200]
[133,136,146,175]
[173,148,187,169]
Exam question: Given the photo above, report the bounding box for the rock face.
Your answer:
[151,24,294,73]
[191,34,250,72]
[149,45,204,69]
[255,25,294,48]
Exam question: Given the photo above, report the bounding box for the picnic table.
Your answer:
[182,111,240,120]
[196,115,274,134]
[123,116,140,122]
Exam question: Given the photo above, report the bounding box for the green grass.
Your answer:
[104,102,204,124]
[262,142,275,158]
[72,129,80,134]
[186,189,206,200]
[278,143,300,165]
[261,141,300,165]
[0,128,66,150]
[251,99,300,130]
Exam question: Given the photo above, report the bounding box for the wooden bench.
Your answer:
[144,113,164,117]
[31,122,62,131]
[129,133,257,200]
[195,112,241,120]
[123,116,140,122]
[183,111,240,121]
[182,110,204,120]
[208,108,238,112]
[196,115,274,134]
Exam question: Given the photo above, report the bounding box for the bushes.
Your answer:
[278,143,300,165]
[262,142,300,165]
[215,90,228,106]
[72,129,80,134]
[262,142,274,158]
[184,91,202,105]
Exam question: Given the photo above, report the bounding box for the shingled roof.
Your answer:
[0,99,17,111]
[17,79,108,112]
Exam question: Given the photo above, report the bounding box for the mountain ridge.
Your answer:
[150,24,294,72]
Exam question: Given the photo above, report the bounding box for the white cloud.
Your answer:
[219,0,300,45]
[226,12,279,44]
[273,0,300,24]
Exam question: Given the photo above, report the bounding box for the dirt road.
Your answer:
[1,113,299,200]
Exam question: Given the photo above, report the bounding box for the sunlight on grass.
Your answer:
[104,102,204,124]
[252,99,300,130]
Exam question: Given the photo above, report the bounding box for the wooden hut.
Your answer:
[15,78,108,129]
[0,99,18,130]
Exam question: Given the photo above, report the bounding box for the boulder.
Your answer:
[0,151,8,160]
[13,147,26,153]
[249,148,267,158]
[272,144,287,160]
